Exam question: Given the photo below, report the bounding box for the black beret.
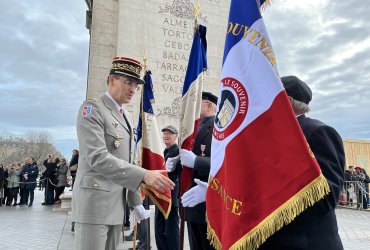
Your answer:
[161,125,178,134]
[202,91,218,105]
[281,76,312,104]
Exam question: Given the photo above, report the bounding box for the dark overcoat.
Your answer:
[259,115,345,250]
[21,164,39,190]
[165,143,180,207]
[185,115,215,223]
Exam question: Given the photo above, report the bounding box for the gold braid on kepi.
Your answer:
[110,57,145,84]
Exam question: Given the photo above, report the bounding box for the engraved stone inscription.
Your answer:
[90,0,231,132]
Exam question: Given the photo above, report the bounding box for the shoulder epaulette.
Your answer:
[83,98,97,103]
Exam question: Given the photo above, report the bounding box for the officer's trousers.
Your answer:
[74,222,121,250]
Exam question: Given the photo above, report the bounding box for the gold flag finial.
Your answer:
[260,0,271,12]
[143,49,148,72]
[194,0,201,19]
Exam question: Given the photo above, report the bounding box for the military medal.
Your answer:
[114,136,120,149]
[200,144,206,157]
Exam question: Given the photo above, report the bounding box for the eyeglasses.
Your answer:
[119,78,140,91]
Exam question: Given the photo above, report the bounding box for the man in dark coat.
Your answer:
[180,91,217,250]
[344,166,354,205]
[0,164,5,207]
[42,157,59,205]
[18,162,27,205]
[259,76,345,250]
[21,157,39,207]
[69,149,79,191]
[154,125,180,250]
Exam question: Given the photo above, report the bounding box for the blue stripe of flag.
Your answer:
[222,0,262,65]
[143,71,155,114]
[136,71,155,144]
[182,24,207,96]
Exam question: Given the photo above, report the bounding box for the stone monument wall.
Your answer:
[87,0,230,132]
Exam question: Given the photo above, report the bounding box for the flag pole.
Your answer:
[133,225,137,250]
[142,50,151,250]
[133,51,148,250]
[179,4,202,249]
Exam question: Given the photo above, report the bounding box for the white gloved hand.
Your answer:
[166,155,180,172]
[129,205,150,224]
[181,179,208,207]
[180,149,196,168]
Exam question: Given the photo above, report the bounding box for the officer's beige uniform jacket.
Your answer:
[72,94,146,225]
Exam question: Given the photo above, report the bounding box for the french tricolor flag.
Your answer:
[136,71,172,218]
[179,24,208,195]
[206,1,330,249]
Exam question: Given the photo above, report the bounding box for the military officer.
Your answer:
[73,57,174,250]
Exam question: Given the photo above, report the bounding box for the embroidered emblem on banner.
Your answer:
[82,105,92,117]
[214,77,248,141]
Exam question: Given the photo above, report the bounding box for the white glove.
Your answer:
[180,149,196,168]
[129,205,150,224]
[166,155,180,172]
[181,179,208,207]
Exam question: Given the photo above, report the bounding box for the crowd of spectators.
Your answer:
[0,149,79,207]
[0,158,39,207]
[344,165,370,209]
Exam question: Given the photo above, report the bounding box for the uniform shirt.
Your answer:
[105,92,122,112]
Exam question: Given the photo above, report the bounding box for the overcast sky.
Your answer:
[0,0,89,159]
[0,0,369,158]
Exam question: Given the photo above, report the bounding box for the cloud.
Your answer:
[0,0,369,159]
[0,0,89,140]
[53,138,79,159]
[264,0,370,140]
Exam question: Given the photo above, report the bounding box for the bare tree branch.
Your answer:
[0,130,62,165]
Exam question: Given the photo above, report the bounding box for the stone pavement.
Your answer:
[0,189,189,250]
[337,207,370,249]
[0,189,369,250]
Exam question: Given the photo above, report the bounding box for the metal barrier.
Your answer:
[340,181,369,210]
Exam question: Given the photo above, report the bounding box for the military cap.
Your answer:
[202,91,218,105]
[110,57,145,84]
[281,76,312,104]
[161,125,178,134]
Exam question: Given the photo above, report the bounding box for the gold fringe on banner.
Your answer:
[141,183,172,219]
[207,173,330,250]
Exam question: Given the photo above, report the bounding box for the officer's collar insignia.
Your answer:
[82,105,92,117]
[112,122,120,128]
